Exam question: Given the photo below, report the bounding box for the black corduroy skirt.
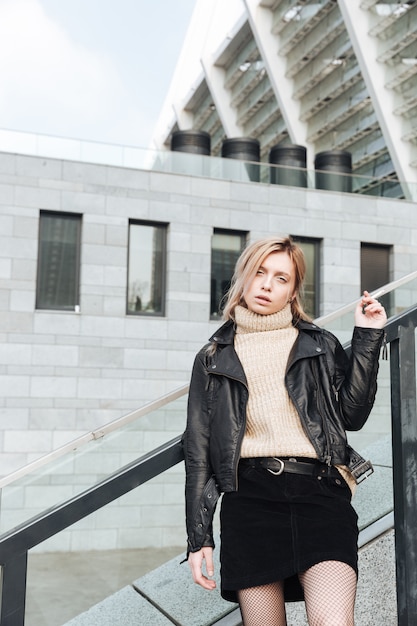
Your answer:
[219,459,358,603]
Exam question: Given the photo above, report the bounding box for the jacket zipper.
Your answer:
[209,369,248,490]
[312,363,333,465]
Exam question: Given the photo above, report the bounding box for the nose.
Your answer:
[261,275,272,291]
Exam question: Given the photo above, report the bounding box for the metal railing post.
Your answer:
[390,323,417,624]
[0,436,184,626]
[0,551,27,626]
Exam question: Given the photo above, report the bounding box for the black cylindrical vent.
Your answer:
[314,150,352,193]
[171,130,211,155]
[269,144,307,187]
[221,137,260,182]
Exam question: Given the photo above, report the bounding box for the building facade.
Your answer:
[152,0,417,200]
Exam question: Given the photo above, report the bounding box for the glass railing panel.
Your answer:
[2,128,417,201]
[348,355,392,455]
[350,329,417,532]
[350,354,393,530]
[314,278,417,531]
[0,393,188,534]
[24,469,186,626]
[318,304,395,532]
[325,308,394,531]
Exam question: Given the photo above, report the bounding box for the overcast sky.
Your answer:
[0,0,196,148]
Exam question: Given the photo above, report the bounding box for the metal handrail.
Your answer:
[1,270,417,490]
[314,269,417,326]
[0,384,187,489]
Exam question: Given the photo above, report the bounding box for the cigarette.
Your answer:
[371,289,385,299]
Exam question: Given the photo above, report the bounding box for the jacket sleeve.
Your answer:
[336,326,385,431]
[182,348,220,554]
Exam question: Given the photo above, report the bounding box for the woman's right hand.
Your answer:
[188,547,216,590]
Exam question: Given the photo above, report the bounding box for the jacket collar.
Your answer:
[207,317,324,383]
[208,320,247,385]
[209,317,325,371]
[209,319,235,345]
[294,318,321,333]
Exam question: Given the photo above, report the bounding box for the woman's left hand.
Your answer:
[355,290,387,329]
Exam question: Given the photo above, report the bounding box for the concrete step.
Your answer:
[63,529,397,626]
[63,547,238,626]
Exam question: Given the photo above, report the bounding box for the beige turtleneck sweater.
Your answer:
[234,303,355,492]
[234,303,317,459]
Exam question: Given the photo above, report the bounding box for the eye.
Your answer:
[276,275,287,283]
[256,269,264,275]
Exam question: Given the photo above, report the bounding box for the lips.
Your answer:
[255,295,271,303]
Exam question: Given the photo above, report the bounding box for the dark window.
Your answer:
[36,211,81,311]
[210,229,247,319]
[361,242,391,314]
[127,221,167,316]
[291,236,320,319]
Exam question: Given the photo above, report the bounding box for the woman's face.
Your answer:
[243,251,296,315]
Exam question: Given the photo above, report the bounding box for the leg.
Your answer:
[299,560,357,626]
[237,581,287,626]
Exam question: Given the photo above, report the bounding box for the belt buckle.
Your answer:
[267,457,285,476]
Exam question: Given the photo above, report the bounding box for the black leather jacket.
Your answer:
[183,318,384,554]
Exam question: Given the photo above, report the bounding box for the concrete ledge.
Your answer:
[63,549,239,626]
[134,549,238,626]
[63,585,174,625]
[355,531,397,625]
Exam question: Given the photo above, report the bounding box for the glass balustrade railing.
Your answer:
[0,392,188,534]
[314,272,417,472]
[25,472,186,626]
[1,128,416,201]
[1,271,416,536]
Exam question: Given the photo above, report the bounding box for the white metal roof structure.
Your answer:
[151,0,417,197]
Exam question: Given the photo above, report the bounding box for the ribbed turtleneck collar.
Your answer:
[235,303,293,333]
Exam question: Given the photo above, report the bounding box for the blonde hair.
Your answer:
[222,235,311,323]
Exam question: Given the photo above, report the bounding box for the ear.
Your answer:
[289,290,298,303]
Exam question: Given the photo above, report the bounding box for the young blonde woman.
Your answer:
[183,236,386,626]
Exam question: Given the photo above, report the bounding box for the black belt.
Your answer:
[240,456,338,478]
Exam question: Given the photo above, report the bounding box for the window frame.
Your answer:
[126,219,168,317]
[35,210,82,312]
[291,235,321,319]
[361,241,392,315]
[210,227,247,320]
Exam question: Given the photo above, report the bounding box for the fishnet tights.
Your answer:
[238,580,287,626]
[237,561,357,626]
